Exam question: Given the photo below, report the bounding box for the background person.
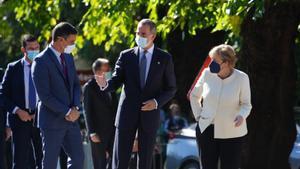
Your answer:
[1,34,43,169]
[83,58,117,169]
[164,103,188,139]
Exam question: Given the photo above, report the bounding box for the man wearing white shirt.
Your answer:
[95,19,177,169]
[1,34,43,169]
[32,22,83,169]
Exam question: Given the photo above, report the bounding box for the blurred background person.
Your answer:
[190,44,252,169]
[1,34,43,169]
[164,103,188,140]
[0,68,5,169]
[83,58,117,169]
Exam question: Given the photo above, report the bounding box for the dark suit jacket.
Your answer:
[0,68,4,130]
[1,59,34,128]
[32,47,81,129]
[0,81,5,131]
[83,78,117,144]
[104,46,177,132]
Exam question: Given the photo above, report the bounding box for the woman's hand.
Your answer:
[234,115,244,127]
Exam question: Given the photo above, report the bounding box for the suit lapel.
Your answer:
[133,47,142,90]
[16,60,26,108]
[46,48,70,89]
[46,48,65,80]
[65,55,73,88]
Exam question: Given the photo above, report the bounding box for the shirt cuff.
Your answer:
[153,99,158,109]
[90,133,97,137]
[12,107,19,114]
[65,108,72,116]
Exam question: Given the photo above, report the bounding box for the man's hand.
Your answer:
[95,74,107,88]
[90,134,101,143]
[16,109,32,122]
[65,108,80,122]
[234,115,244,127]
[5,127,12,141]
[141,99,157,111]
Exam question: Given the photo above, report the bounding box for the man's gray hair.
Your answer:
[138,19,157,34]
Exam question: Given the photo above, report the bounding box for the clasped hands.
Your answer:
[65,107,80,122]
[16,109,34,122]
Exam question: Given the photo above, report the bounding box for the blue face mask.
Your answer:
[135,35,148,49]
[209,60,221,73]
[27,50,40,61]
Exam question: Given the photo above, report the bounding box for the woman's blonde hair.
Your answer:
[209,44,238,67]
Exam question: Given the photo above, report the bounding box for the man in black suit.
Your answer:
[0,68,6,169]
[96,19,177,169]
[1,34,43,169]
[83,58,117,169]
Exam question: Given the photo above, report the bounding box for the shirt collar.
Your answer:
[139,44,155,55]
[49,42,61,57]
[22,57,31,66]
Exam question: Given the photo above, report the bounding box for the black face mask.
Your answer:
[209,60,221,73]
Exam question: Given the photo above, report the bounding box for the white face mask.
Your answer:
[135,35,148,49]
[64,44,76,54]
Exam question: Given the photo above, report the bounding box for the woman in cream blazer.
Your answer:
[190,44,252,169]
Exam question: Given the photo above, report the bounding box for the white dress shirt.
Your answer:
[190,68,252,139]
[49,44,62,64]
[139,44,154,82]
[139,44,158,108]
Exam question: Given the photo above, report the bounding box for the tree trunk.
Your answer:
[240,2,300,169]
[166,28,225,117]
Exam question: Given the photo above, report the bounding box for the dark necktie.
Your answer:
[140,50,147,88]
[28,65,36,109]
[60,53,68,79]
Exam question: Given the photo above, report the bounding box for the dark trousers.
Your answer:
[112,127,157,169]
[59,149,68,169]
[90,141,109,169]
[11,121,43,169]
[196,124,244,169]
[0,129,4,169]
[40,125,84,169]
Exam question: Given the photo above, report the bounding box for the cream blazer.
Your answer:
[190,68,252,139]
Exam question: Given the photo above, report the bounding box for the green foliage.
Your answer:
[0,0,267,56]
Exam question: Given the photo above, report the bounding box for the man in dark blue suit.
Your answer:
[1,34,43,169]
[96,19,177,169]
[32,22,84,169]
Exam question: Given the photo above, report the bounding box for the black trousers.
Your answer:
[112,127,157,169]
[11,121,43,169]
[0,128,4,169]
[196,124,244,169]
[59,149,68,169]
[91,141,109,169]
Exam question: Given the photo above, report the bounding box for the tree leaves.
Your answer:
[0,0,270,57]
